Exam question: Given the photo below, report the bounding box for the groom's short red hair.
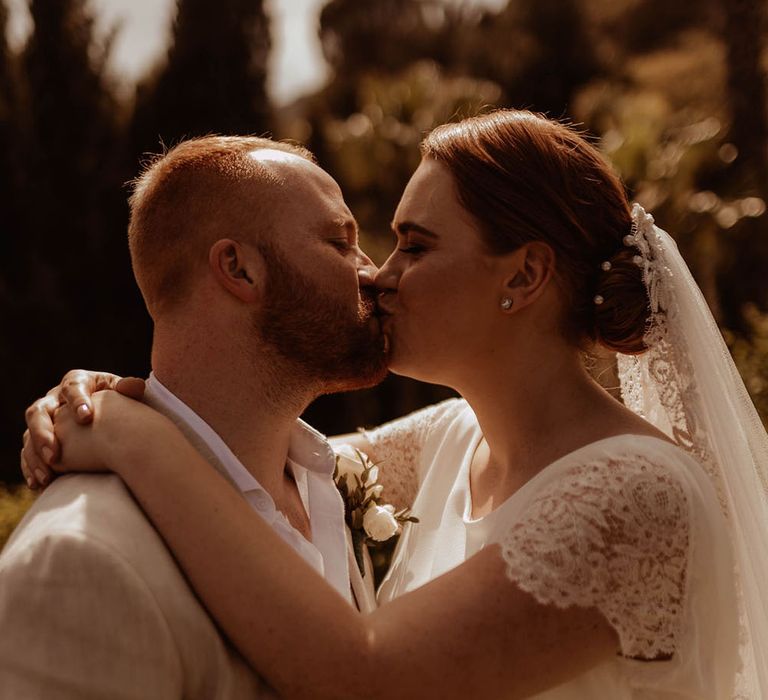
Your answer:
[127,135,314,317]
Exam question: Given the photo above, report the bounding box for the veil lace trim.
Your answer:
[616,206,722,506]
[617,204,766,697]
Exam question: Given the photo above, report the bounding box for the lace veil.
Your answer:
[617,204,768,697]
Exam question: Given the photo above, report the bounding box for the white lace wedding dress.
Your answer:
[365,398,739,699]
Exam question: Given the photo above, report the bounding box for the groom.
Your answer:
[2,137,388,698]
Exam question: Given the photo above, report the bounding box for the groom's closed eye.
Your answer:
[328,239,351,252]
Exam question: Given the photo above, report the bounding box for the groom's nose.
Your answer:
[356,250,379,287]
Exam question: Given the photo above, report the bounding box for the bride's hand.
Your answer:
[52,390,168,477]
[52,394,115,474]
[21,369,146,489]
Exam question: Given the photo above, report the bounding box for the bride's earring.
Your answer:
[500,297,513,311]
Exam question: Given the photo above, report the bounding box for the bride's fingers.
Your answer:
[25,394,60,467]
[51,404,83,474]
[116,376,146,400]
[20,447,35,490]
[59,370,123,424]
[21,430,51,488]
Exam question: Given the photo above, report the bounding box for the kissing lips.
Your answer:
[375,311,393,356]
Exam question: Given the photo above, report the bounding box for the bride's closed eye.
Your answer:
[392,220,437,256]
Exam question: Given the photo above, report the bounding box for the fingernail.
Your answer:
[34,469,48,485]
[42,447,53,464]
[77,404,91,419]
[26,477,35,489]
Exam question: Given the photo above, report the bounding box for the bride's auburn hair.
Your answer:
[421,110,649,355]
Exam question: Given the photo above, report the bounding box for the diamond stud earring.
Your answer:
[501,297,513,310]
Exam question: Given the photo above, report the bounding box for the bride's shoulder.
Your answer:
[568,432,698,473]
[495,434,703,663]
[503,433,717,546]
[365,397,469,440]
[546,433,702,498]
[421,396,470,425]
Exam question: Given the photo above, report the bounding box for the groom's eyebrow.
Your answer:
[344,218,360,242]
[323,217,358,238]
[392,221,439,239]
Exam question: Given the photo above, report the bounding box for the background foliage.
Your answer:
[2,0,767,544]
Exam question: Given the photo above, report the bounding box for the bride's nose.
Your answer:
[373,253,400,294]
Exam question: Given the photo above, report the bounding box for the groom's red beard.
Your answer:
[255,243,388,392]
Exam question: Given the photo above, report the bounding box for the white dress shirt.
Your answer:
[145,373,352,605]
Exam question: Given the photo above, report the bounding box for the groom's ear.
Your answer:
[208,239,265,303]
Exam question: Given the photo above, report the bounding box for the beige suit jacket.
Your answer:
[0,386,376,699]
[0,472,273,699]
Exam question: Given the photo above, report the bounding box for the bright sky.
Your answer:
[5,0,506,105]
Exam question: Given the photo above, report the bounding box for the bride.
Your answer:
[21,111,768,698]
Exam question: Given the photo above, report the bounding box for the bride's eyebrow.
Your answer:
[391,221,439,239]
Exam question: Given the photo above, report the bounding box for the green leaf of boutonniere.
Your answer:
[334,444,418,578]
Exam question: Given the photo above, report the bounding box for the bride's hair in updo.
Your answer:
[421,110,649,355]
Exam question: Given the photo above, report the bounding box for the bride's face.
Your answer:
[375,158,506,384]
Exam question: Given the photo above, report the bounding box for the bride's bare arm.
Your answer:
[23,369,419,510]
[54,393,617,700]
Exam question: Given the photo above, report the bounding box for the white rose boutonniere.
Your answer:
[333,444,418,577]
[335,446,366,482]
[363,504,399,542]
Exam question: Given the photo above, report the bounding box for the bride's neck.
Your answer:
[458,344,614,478]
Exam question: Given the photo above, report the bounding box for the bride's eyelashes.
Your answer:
[394,234,429,256]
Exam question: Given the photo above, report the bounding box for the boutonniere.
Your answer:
[334,444,418,578]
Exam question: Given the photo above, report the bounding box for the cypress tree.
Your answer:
[132,0,272,154]
[719,0,768,324]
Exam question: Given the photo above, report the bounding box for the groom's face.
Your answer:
[250,152,388,391]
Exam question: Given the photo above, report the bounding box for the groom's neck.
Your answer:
[150,334,317,497]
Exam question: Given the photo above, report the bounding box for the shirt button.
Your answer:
[250,491,271,511]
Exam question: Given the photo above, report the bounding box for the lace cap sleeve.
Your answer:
[498,453,691,660]
[361,399,464,505]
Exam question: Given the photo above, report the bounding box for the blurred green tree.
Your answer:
[721,0,768,192]
[609,0,719,55]
[19,0,120,265]
[0,1,25,483]
[320,0,440,77]
[719,0,768,326]
[131,0,272,154]
[0,0,133,483]
[465,0,599,116]
[0,0,21,289]
[317,0,599,118]
[570,1,768,419]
